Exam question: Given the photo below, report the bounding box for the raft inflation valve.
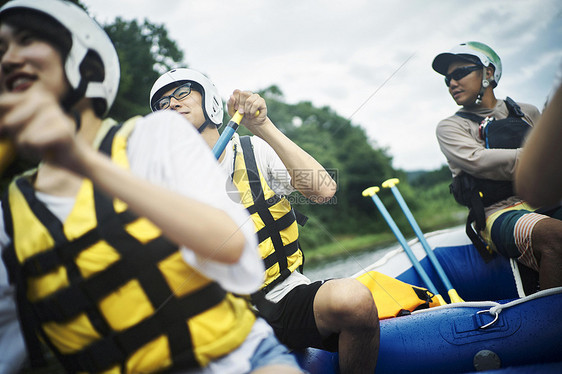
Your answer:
[473,349,501,371]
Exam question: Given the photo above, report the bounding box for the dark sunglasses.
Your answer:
[444,65,482,87]
[153,83,193,111]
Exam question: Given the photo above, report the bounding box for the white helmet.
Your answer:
[149,68,223,128]
[432,41,502,86]
[0,0,120,115]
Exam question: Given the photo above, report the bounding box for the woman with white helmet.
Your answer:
[0,0,303,373]
[432,41,562,291]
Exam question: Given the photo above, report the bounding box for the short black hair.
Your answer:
[0,8,72,59]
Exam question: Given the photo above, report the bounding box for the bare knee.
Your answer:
[532,218,562,259]
[315,279,378,329]
[251,365,304,374]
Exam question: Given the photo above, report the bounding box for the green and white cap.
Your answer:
[432,41,502,86]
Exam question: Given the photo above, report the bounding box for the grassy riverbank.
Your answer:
[304,208,466,266]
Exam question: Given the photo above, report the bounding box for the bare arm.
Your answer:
[516,84,562,206]
[228,90,337,202]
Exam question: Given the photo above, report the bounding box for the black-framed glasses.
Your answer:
[444,65,481,87]
[153,83,192,111]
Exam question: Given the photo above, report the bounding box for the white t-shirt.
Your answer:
[0,111,270,373]
[126,112,263,292]
[219,134,312,303]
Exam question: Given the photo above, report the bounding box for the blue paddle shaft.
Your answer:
[388,186,455,290]
[212,121,238,159]
[369,194,440,295]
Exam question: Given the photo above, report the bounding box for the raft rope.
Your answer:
[411,286,562,329]
[509,258,527,298]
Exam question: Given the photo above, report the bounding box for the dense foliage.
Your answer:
[104,18,184,121]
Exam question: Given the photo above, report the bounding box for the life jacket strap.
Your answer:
[455,111,485,124]
[294,209,309,226]
[256,209,297,243]
[262,240,300,269]
[240,136,291,272]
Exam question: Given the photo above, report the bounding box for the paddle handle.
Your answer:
[212,110,260,159]
[212,111,243,159]
[382,178,464,303]
[363,187,444,304]
[387,183,454,290]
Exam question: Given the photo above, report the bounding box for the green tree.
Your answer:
[104,18,184,121]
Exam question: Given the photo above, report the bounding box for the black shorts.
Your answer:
[256,280,339,352]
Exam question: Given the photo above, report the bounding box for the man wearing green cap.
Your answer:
[432,41,562,291]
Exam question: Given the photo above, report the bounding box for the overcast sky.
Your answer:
[82,0,562,171]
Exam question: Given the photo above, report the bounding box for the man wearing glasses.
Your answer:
[149,68,380,374]
[432,42,562,291]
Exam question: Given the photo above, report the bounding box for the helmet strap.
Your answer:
[197,99,219,133]
[62,79,88,114]
[72,110,82,132]
[474,67,488,105]
[197,119,210,134]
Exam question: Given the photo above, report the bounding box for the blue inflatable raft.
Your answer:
[297,226,562,373]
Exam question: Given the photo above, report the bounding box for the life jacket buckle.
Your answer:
[478,116,495,139]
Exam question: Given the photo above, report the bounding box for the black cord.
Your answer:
[72,110,81,132]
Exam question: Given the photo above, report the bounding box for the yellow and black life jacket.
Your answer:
[231,136,306,294]
[356,271,440,319]
[1,117,255,373]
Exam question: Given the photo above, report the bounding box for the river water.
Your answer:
[302,225,464,281]
[302,241,405,281]
[304,225,464,281]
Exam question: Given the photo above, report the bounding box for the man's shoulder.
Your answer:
[437,112,470,129]
[511,100,538,110]
[502,99,540,125]
[515,101,540,116]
